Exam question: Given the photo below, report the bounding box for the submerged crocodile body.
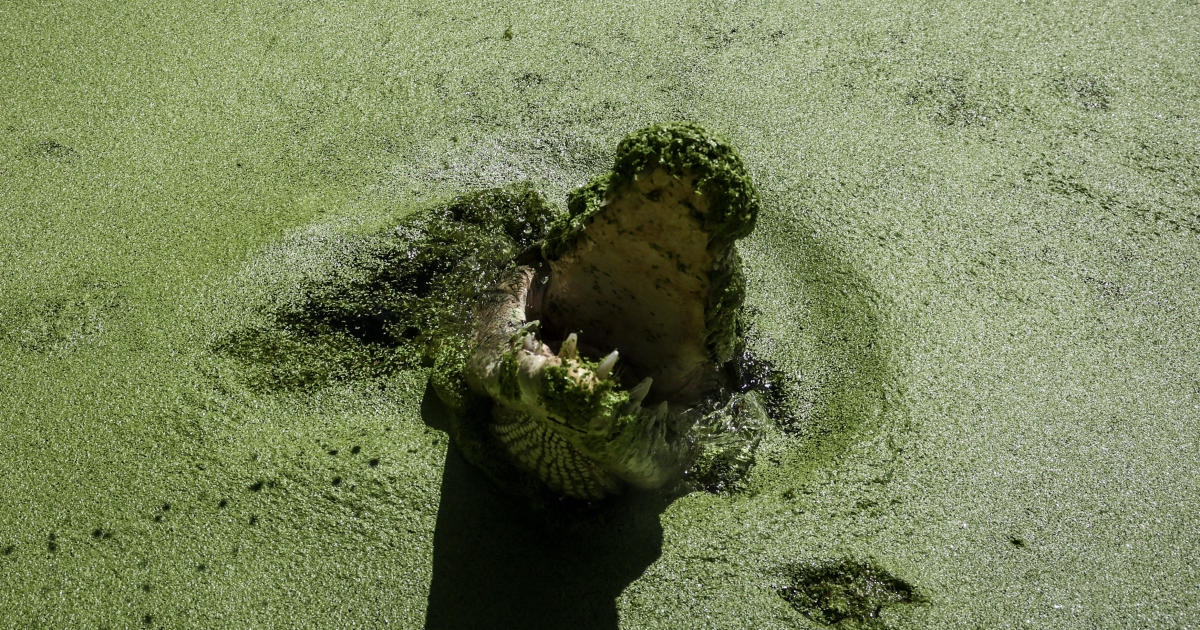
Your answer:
[432,123,761,501]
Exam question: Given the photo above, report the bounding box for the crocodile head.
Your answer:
[459,123,760,500]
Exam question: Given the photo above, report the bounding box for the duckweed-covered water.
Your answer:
[2,1,1198,627]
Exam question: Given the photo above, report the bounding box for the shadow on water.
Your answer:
[421,392,668,630]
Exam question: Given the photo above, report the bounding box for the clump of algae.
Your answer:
[214,183,555,390]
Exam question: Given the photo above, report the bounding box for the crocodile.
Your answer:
[218,122,763,503]
[430,122,762,502]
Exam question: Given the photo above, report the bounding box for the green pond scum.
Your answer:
[2,0,1198,628]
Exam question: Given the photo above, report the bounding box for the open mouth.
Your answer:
[535,167,722,405]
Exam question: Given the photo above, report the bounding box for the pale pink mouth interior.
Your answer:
[529,169,720,405]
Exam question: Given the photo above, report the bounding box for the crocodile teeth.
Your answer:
[522,334,539,353]
[596,350,619,380]
[623,377,653,414]
[559,333,578,359]
[652,401,669,421]
[629,377,652,406]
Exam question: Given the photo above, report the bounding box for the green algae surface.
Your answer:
[2,1,1199,628]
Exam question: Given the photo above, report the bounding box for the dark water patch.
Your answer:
[904,72,1008,127]
[818,23,915,93]
[1125,200,1200,237]
[4,276,125,353]
[1021,157,1097,200]
[677,8,785,54]
[46,533,58,553]
[1081,275,1127,302]
[776,559,925,629]
[1052,71,1113,110]
[682,389,768,494]
[25,138,78,161]
[732,336,814,437]
[513,71,545,91]
[1,544,14,555]
[1126,136,1200,195]
[1024,156,1200,237]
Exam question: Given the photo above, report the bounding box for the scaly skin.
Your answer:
[437,122,760,501]
[466,269,691,498]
